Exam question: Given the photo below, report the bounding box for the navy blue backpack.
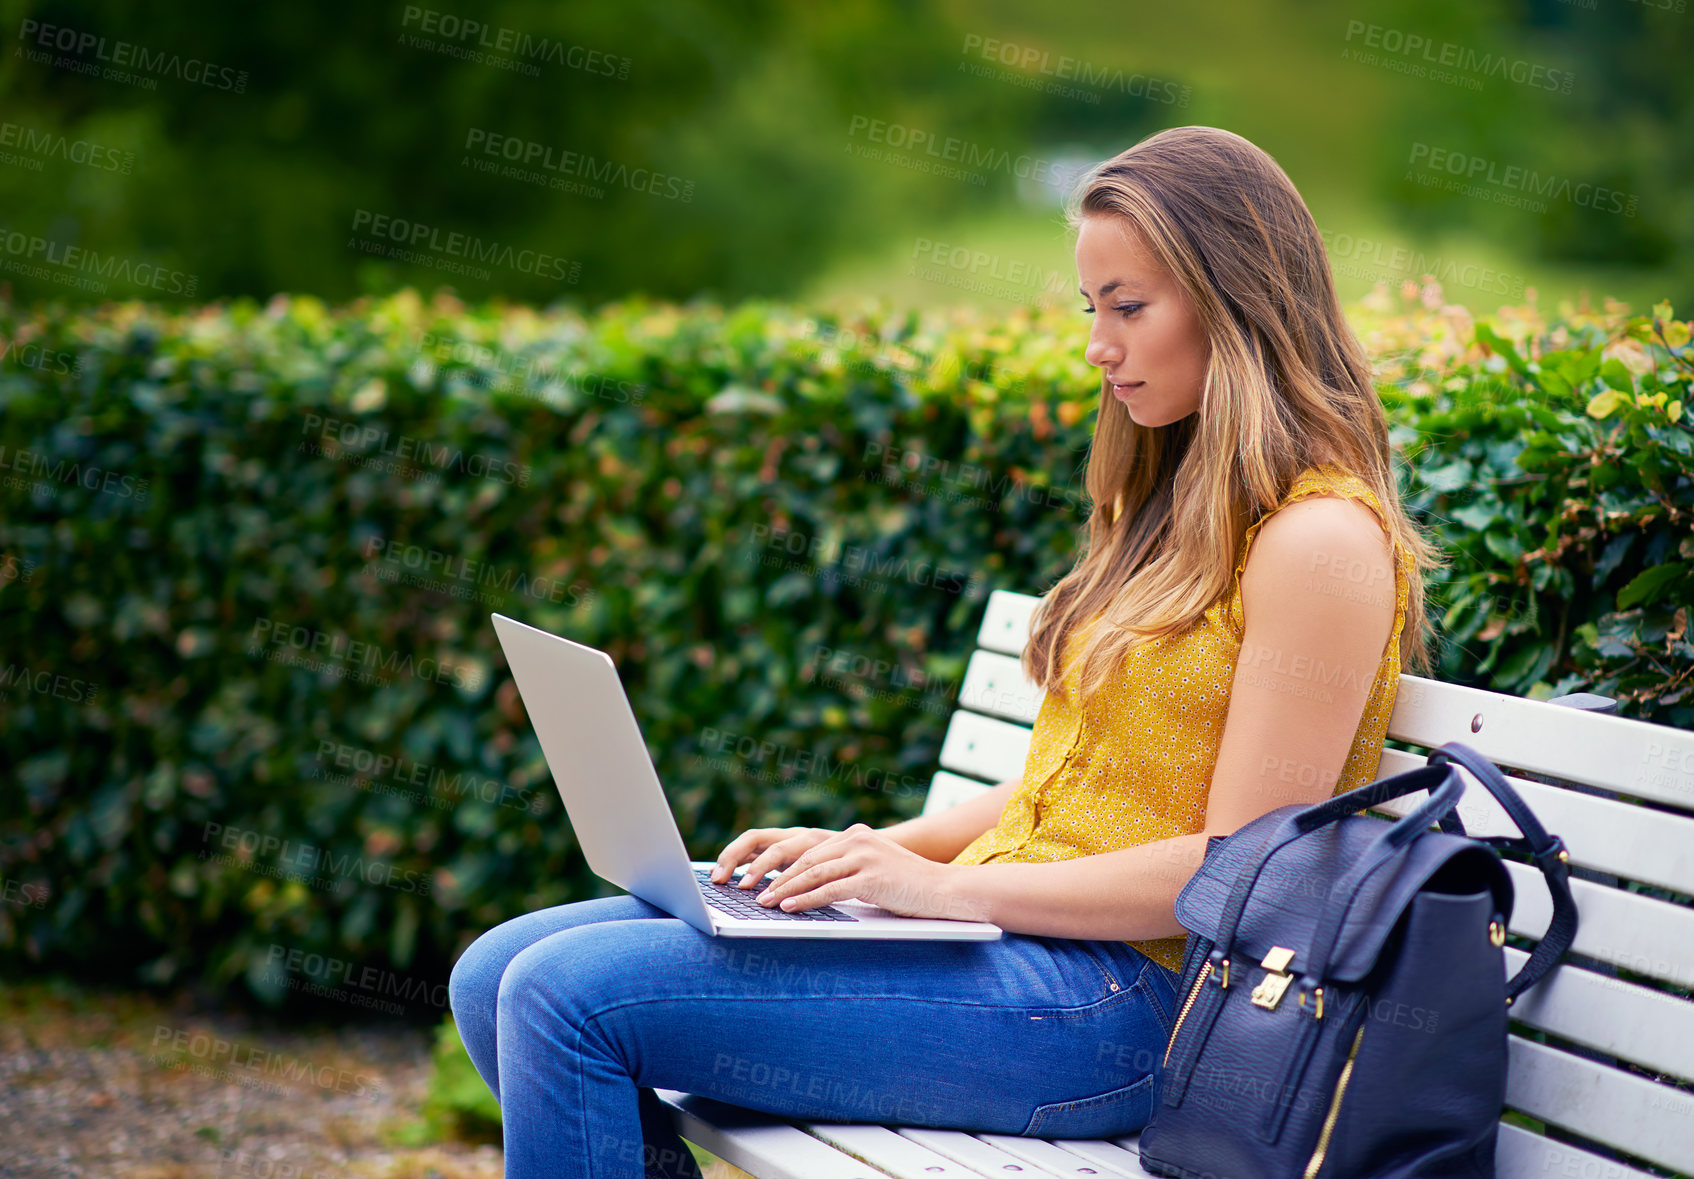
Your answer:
[1138,742,1579,1179]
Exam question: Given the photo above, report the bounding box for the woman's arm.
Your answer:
[879,778,1020,863]
[933,495,1398,937]
[753,495,1398,934]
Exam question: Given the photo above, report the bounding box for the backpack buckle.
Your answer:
[1250,946,1296,1011]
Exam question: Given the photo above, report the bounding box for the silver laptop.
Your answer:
[490,614,1002,940]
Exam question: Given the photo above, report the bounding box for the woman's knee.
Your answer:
[455,894,662,993]
[493,914,707,1037]
[448,921,511,1030]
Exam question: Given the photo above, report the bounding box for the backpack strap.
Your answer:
[1429,742,1579,1003]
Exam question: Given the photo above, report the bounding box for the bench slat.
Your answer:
[1505,1037,1694,1174]
[1495,1121,1661,1179]
[921,771,996,817]
[977,1132,1139,1176]
[896,1127,1075,1176]
[1388,676,1694,809]
[1504,859,1694,989]
[959,649,1044,724]
[1375,747,1694,894]
[1502,948,1694,1084]
[654,1090,892,1179]
[1051,1137,1144,1175]
[976,590,1041,656]
[969,590,1694,806]
[803,1122,993,1177]
[938,710,1031,783]
[973,587,1694,794]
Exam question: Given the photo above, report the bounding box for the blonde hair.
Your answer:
[1026,125,1443,700]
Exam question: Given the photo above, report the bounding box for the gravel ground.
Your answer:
[0,980,750,1179]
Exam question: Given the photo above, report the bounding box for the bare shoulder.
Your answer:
[1241,494,1395,621]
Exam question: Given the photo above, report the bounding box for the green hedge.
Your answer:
[0,287,1688,1006]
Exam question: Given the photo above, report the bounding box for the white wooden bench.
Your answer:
[659,589,1694,1179]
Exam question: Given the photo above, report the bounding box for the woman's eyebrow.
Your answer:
[1079,278,1149,299]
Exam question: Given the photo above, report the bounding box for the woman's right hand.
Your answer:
[710,826,840,890]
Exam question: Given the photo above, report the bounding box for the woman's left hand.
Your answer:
[753,823,981,920]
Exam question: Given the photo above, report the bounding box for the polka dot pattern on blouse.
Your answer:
[948,464,1412,974]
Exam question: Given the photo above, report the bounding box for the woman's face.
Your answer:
[1076,214,1209,429]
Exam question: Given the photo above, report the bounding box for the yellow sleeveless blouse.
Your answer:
[949,465,1411,973]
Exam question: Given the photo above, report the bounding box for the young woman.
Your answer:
[449,124,1441,1179]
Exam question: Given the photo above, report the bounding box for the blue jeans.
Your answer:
[448,894,1182,1179]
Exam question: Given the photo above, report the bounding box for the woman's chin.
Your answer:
[1122,402,1193,429]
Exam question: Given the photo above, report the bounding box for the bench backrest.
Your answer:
[924,589,1694,1179]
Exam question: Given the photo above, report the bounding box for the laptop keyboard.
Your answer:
[694,868,858,921]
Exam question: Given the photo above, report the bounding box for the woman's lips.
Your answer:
[1111,381,1145,402]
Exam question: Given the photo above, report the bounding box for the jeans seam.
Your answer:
[1135,959,1175,1033]
[1075,940,1124,995]
[572,984,1144,1034]
[1024,1070,1156,1137]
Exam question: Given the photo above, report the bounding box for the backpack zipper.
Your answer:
[1162,958,1214,1067]
[1302,1021,1366,1179]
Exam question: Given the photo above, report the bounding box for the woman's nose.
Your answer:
[1085,326,1119,370]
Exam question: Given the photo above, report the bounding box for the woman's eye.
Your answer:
[1080,305,1095,315]
[1115,304,1142,317]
